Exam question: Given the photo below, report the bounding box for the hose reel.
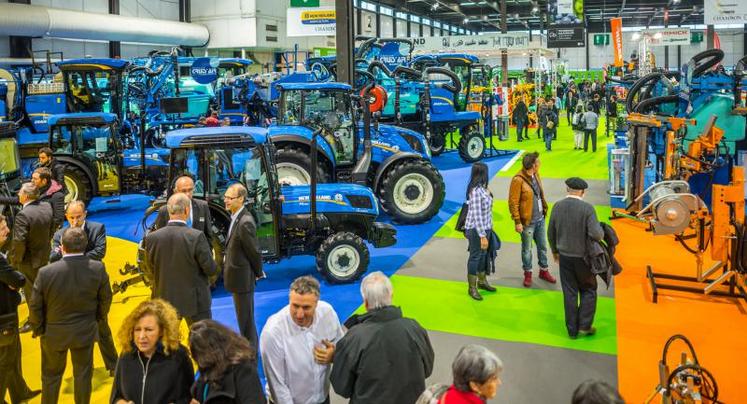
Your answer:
[636,181,704,235]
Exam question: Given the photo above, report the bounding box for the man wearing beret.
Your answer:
[547,177,604,339]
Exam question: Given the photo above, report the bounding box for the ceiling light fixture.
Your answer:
[464,18,470,23]
[432,3,439,11]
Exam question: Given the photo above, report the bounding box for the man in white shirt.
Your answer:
[260,276,343,404]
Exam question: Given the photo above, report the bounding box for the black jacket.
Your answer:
[143,222,218,317]
[38,181,65,230]
[153,198,215,248]
[41,158,66,192]
[8,200,54,271]
[223,207,263,294]
[512,100,528,124]
[191,359,266,404]
[0,254,25,320]
[331,306,434,404]
[50,221,107,262]
[110,344,194,404]
[28,255,112,350]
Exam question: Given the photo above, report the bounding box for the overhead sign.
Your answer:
[551,0,584,24]
[547,26,585,48]
[379,42,411,71]
[409,33,531,53]
[610,18,623,67]
[190,58,218,84]
[287,7,336,37]
[290,0,319,7]
[704,0,747,24]
[644,28,691,46]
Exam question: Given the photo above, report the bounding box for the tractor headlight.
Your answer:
[400,132,425,154]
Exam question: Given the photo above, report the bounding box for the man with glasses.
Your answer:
[223,183,264,348]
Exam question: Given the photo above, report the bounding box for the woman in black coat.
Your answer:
[110,299,194,404]
[189,320,266,404]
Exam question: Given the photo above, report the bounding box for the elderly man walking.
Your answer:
[331,271,434,404]
[547,177,604,339]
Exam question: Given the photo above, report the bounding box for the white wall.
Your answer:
[395,19,407,39]
[380,16,394,38]
[360,10,376,37]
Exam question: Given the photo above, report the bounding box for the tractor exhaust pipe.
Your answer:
[352,80,376,186]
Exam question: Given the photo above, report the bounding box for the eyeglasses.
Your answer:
[223,195,240,201]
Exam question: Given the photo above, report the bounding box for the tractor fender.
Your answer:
[54,156,98,195]
[372,152,422,192]
[270,133,337,169]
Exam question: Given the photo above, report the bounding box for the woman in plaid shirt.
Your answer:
[464,162,497,300]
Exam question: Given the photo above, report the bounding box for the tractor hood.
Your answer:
[369,123,430,158]
[280,183,379,216]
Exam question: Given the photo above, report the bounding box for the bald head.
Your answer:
[174,176,195,199]
[167,193,191,220]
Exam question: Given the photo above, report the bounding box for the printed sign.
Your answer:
[409,33,531,53]
[379,42,410,70]
[610,18,623,67]
[549,0,584,24]
[644,28,691,46]
[287,8,336,37]
[547,26,585,48]
[190,58,218,84]
[704,0,747,24]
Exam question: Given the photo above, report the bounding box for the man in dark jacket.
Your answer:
[547,177,604,339]
[38,148,65,193]
[143,193,218,325]
[7,182,54,333]
[49,201,117,375]
[0,214,41,403]
[512,99,529,141]
[29,227,112,404]
[331,272,434,404]
[152,175,216,249]
[223,183,263,348]
[32,167,65,230]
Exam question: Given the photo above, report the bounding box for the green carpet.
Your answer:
[435,200,612,243]
[360,275,617,355]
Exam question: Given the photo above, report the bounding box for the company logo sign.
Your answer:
[190,58,218,84]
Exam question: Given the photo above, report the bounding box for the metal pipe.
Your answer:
[0,3,208,47]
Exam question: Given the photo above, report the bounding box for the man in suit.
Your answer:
[28,227,112,404]
[0,214,41,403]
[223,183,263,348]
[31,167,65,230]
[153,175,215,245]
[143,193,218,325]
[7,183,54,334]
[49,201,117,376]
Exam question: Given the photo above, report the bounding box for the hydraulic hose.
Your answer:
[423,66,462,95]
[634,95,680,115]
[626,72,674,114]
[690,49,724,77]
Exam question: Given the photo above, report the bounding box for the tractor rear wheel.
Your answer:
[63,165,93,204]
[379,159,445,224]
[458,130,485,162]
[274,146,331,185]
[316,232,369,284]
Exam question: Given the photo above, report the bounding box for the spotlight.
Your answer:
[672,0,681,4]
[432,3,439,10]
[532,5,539,13]
[483,15,489,21]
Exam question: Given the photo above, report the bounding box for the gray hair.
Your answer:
[415,384,449,404]
[19,182,39,200]
[228,183,248,200]
[452,344,503,392]
[166,193,190,216]
[66,200,86,213]
[290,276,320,297]
[360,271,393,310]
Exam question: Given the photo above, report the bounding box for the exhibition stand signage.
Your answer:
[408,33,531,53]
[704,0,747,24]
[287,7,336,37]
[611,18,623,67]
[190,58,218,84]
[547,26,585,48]
[643,28,691,46]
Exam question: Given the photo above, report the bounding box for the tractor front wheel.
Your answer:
[316,232,370,284]
[458,130,485,163]
[63,165,93,204]
[379,159,445,224]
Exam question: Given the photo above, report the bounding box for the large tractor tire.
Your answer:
[458,130,485,163]
[378,159,445,224]
[63,165,93,204]
[316,232,369,284]
[274,146,331,185]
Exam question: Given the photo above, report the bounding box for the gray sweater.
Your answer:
[548,196,604,258]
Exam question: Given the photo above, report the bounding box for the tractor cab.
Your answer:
[0,122,21,194]
[215,58,254,124]
[57,59,129,117]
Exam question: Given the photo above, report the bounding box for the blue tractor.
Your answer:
[160,126,396,283]
[0,122,22,217]
[269,81,445,224]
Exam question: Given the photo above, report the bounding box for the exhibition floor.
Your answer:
[12,118,747,403]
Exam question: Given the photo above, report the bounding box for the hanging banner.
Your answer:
[547,26,585,48]
[704,0,747,24]
[409,33,531,53]
[549,0,584,24]
[610,17,623,67]
[644,28,691,46]
[287,8,336,37]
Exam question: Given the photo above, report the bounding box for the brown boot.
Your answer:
[468,275,483,300]
[477,272,497,292]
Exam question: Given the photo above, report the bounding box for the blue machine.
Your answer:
[158,126,397,283]
[268,81,445,224]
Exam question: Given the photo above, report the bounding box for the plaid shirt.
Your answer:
[465,186,493,237]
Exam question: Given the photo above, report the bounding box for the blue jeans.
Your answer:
[520,219,548,271]
[544,133,553,150]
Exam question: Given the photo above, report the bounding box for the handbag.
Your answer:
[455,202,469,232]
[0,312,18,346]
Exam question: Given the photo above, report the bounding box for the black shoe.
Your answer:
[578,327,597,337]
[19,322,32,334]
[19,389,41,402]
[108,369,115,377]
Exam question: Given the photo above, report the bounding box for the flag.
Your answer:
[610,18,623,67]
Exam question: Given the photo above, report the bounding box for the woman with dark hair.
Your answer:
[110,299,194,404]
[463,162,497,301]
[189,320,266,404]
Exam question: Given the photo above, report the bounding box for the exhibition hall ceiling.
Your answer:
[388,0,705,33]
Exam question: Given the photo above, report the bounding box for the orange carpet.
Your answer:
[613,217,747,403]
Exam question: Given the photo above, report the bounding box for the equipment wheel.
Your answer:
[274,146,331,185]
[63,164,93,204]
[458,130,485,162]
[429,133,445,156]
[316,232,369,284]
[379,159,445,224]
